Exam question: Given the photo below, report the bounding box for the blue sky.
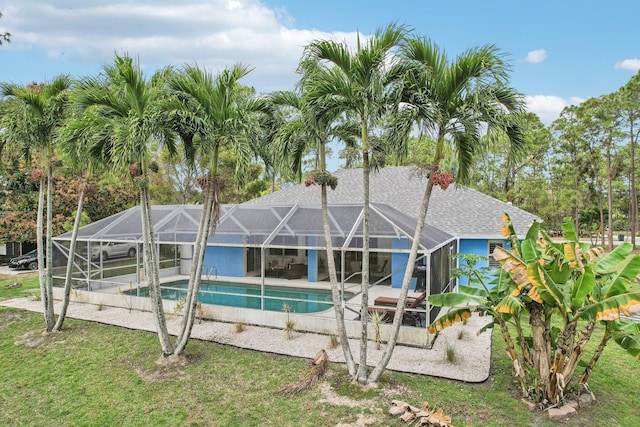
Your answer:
[1,0,638,128]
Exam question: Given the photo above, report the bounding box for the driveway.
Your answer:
[0,266,36,276]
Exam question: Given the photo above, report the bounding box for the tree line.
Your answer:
[465,73,640,250]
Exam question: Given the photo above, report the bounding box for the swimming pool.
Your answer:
[124,280,352,314]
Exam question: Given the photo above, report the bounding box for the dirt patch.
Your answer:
[318,382,386,427]
[318,382,377,408]
[122,353,193,383]
[14,329,65,348]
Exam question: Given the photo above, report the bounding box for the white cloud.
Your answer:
[524,49,546,63]
[614,59,640,71]
[525,95,585,125]
[0,0,362,92]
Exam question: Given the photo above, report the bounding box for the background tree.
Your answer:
[471,113,552,209]
[582,95,625,250]
[148,144,204,204]
[0,76,72,332]
[618,71,640,248]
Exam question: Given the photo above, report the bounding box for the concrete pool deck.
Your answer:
[1,292,493,383]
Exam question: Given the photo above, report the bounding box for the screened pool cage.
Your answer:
[51,202,457,343]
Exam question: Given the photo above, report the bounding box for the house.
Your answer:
[51,166,538,295]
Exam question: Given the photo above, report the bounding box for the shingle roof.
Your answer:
[245,166,540,238]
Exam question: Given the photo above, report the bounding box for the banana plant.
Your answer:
[428,214,640,406]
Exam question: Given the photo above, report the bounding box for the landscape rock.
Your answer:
[548,404,576,420]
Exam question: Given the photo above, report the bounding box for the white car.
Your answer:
[92,241,138,261]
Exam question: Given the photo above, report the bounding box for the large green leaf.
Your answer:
[427,307,473,333]
[527,262,570,310]
[611,321,640,360]
[428,291,486,307]
[521,239,539,264]
[548,258,571,284]
[457,284,489,298]
[603,255,640,299]
[579,291,640,321]
[595,242,633,274]
[494,294,523,314]
[571,266,595,309]
[524,221,540,242]
[615,320,640,334]
[561,217,578,242]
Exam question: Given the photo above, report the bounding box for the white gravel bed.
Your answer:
[1,296,492,382]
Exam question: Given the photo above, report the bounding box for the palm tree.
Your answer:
[270,61,360,376]
[71,54,178,354]
[164,63,258,355]
[54,100,104,331]
[303,22,408,384]
[368,37,525,382]
[0,76,72,332]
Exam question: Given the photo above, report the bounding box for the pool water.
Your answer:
[125,280,351,314]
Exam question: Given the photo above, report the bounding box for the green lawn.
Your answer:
[1,273,638,426]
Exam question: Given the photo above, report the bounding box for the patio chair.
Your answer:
[369,290,427,326]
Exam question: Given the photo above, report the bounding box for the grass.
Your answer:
[1,272,639,426]
[0,271,39,301]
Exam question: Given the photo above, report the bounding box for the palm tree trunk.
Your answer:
[140,183,174,355]
[44,165,55,331]
[369,130,446,382]
[356,145,370,384]
[36,175,48,328]
[369,168,434,383]
[174,174,219,355]
[322,179,357,376]
[318,140,357,375]
[54,180,87,331]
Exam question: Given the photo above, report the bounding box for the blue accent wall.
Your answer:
[204,245,245,277]
[391,238,416,289]
[308,237,317,282]
[459,239,488,258]
[202,234,245,277]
